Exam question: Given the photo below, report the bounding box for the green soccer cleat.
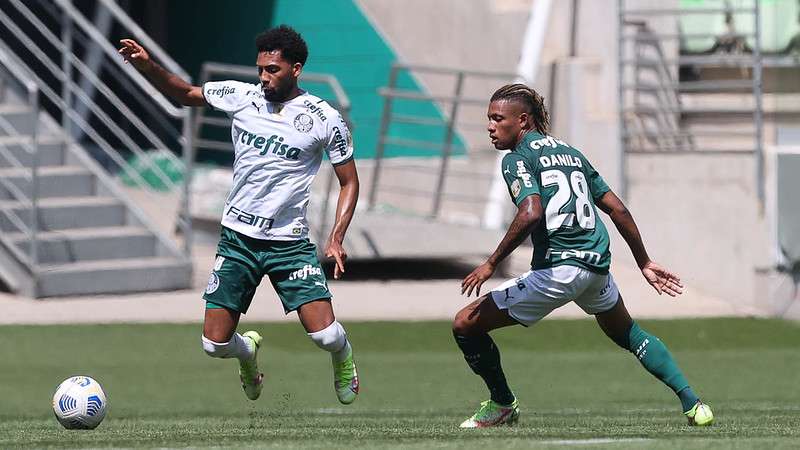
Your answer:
[238,331,264,401]
[332,346,359,405]
[685,400,714,426]
[460,398,520,428]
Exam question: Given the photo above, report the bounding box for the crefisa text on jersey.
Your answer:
[206,86,235,98]
[237,128,302,159]
[303,99,328,122]
[528,136,584,168]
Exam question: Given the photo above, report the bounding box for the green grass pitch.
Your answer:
[1,318,798,449]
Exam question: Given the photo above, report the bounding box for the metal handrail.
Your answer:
[35,3,183,143]
[618,0,765,205]
[4,0,179,191]
[0,46,40,271]
[0,0,195,257]
[0,38,154,192]
[97,0,189,79]
[52,0,185,118]
[368,62,516,219]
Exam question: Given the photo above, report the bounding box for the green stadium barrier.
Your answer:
[120,150,184,192]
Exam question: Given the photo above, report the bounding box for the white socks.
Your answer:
[201,333,254,361]
[308,321,351,362]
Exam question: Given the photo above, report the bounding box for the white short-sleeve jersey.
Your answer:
[202,80,354,241]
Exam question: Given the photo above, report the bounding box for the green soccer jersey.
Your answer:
[501,132,612,273]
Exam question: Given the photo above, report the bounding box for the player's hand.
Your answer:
[461,261,496,297]
[325,239,347,279]
[118,39,152,72]
[641,261,683,297]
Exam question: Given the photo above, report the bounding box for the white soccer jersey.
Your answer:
[202,80,354,241]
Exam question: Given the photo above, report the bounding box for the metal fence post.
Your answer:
[430,71,464,218]
[181,107,193,258]
[61,0,72,137]
[368,65,398,211]
[29,89,39,292]
[617,0,628,201]
[753,0,764,210]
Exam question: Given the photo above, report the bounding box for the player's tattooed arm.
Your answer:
[325,160,359,279]
[596,191,683,297]
[461,195,542,297]
[118,39,206,107]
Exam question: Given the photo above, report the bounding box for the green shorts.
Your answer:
[203,226,332,314]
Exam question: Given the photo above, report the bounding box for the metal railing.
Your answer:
[623,20,693,152]
[618,0,764,203]
[0,0,194,256]
[0,46,40,278]
[368,63,516,220]
[192,62,352,244]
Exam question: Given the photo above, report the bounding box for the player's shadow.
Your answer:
[321,258,509,281]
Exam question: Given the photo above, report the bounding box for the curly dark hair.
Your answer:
[490,83,550,134]
[255,25,308,65]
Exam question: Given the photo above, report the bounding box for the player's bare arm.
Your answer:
[118,39,205,107]
[461,194,542,297]
[596,191,683,297]
[325,160,359,279]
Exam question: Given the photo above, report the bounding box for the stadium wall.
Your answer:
[357,0,783,314]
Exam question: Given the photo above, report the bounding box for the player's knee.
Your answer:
[308,321,347,352]
[201,335,233,358]
[452,311,475,337]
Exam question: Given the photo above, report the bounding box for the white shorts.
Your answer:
[490,265,620,326]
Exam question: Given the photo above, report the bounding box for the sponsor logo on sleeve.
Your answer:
[331,126,349,157]
[303,100,328,121]
[206,86,235,98]
[515,160,533,187]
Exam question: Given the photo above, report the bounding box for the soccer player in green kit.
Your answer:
[453,84,713,428]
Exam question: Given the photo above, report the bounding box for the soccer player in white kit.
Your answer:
[119,26,359,404]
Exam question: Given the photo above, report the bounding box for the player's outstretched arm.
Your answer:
[461,195,542,297]
[118,39,205,107]
[596,191,683,296]
[325,160,359,280]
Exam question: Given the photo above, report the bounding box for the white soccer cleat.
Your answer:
[460,398,520,428]
[238,331,264,401]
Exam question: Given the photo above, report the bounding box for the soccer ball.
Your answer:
[52,376,108,429]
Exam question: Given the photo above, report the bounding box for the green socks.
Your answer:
[627,322,699,412]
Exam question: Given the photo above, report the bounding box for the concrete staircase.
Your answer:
[0,98,192,297]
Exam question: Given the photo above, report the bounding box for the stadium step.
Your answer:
[0,104,60,137]
[0,166,95,199]
[0,136,68,168]
[0,196,125,232]
[0,104,38,136]
[7,226,157,264]
[35,256,192,297]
